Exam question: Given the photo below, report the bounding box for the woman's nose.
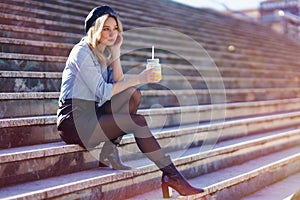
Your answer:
[109,30,114,36]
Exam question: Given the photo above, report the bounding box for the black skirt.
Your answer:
[57,99,101,148]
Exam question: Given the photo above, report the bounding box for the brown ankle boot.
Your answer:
[155,155,204,198]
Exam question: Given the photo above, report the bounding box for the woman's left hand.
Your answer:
[110,33,123,60]
[111,33,123,50]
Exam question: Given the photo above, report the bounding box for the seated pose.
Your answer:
[57,5,204,198]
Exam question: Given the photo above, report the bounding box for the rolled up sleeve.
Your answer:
[95,76,113,102]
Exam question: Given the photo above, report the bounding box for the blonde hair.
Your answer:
[86,14,123,66]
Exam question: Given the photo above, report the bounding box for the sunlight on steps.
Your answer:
[1,0,300,199]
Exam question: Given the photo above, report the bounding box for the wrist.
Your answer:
[111,55,120,62]
[135,74,142,85]
[111,49,120,60]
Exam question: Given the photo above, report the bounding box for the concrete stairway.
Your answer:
[1,0,300,199]
[242,172,300,200]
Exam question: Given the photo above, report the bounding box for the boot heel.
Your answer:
[155,156,204,198]
[162,182,172,198]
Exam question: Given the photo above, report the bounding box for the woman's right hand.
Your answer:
[112,68,161,96]
[138,68,161,84]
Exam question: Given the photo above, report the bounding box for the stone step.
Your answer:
[1,98,300,148]
[122,24,299,56]
[0,53,65,72]
[0,9,81,33]
[1,70,299,93]
[1,127,300,199]
[1,56,300,79]
[4,0,298,60]
[0,15,294,66]
[0,24,81,44]
[121,31,300,65]
[0,1,83,24]
[2,50,300,79]
[1,86,300,118]
[4,0,298,54]
[140,88,300,107]
[0,37,73,57]
[128,133,300,200]
[2,22,299,68]
[2,36,300,71]
[1,86,300,119]
[1,22,298,64]
[0,45,290,74]
[214,66,300,79]
[118,0,286,42]
[127,74,300,90]
[4,97,299,126]
[0,72,61,93]
[1,110,300,186]
[2,58,300,87]
[242,172,300,200]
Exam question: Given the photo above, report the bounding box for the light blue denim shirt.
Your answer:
[59,38,114,106]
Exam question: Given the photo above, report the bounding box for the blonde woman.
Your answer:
[57,5,204,198]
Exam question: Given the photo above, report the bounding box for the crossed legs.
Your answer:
[89,87,165,162]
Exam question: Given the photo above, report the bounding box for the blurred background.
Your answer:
[173,0,300,42]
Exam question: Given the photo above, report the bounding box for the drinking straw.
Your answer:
[152,45,154,60]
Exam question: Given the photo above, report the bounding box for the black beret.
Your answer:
[84,5,119,33]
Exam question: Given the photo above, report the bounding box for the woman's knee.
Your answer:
[131,114,147,127]
[129,88,141,105]
[128,88,141,113]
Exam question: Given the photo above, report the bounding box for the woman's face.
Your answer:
[100,17,119,46]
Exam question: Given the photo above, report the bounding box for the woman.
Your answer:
[57,5,204,198]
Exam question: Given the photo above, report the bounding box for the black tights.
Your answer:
[89,88,165,162]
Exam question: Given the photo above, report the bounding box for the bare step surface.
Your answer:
[128,146,300,200]
[242,172,300,200]
[1,127,300,200]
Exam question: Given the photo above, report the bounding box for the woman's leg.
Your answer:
[89,113,204,197]
[89,113,165,162]
[90,88,204,197]
[100,87,141,115]
[97,88,142,169]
